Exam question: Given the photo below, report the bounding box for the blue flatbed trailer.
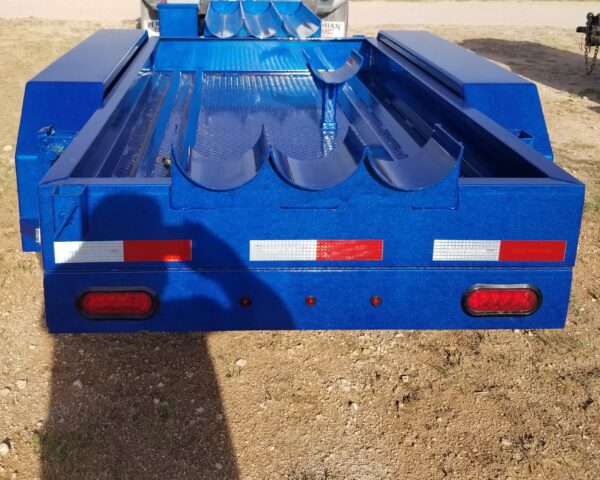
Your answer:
[15,6,584,333]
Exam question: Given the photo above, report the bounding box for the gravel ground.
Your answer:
[0,4,599,480]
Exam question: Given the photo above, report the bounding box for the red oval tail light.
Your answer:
[463,285,541,317]
[77,288,158,319]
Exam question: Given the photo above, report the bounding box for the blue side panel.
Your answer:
[15,30,147,251]
[378,31,553,159]
[159,4,199,38]
[44,268,572,333]
[36,182,584,274]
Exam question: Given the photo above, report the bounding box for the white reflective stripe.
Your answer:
[54,241,124,264]
[250,240,317,261]
[433,240,501,261]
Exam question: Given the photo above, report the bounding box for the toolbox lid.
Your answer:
[32,29,147,97]
[378,30,529,97]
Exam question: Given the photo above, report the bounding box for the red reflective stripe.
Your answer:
[316,240,383,261]
[123,240,192,262]
[498,240,566,262]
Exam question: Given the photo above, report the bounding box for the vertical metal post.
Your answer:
[321,84,339,132]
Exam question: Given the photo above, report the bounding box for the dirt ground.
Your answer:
[1,1,599,28]
[0,5,599,480]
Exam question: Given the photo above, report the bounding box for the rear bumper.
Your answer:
[44,267,572,333]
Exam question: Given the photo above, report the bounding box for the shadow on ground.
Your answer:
[38,194,294,479]
[42,333,237,479]
[461,38,600,105]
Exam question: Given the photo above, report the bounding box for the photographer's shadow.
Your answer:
[41,194,294,479]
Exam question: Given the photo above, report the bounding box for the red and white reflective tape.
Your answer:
[54,240,192,264]
[433,240,567,262]
[249,240,384,262]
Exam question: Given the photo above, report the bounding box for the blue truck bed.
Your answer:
[15,23,584,333]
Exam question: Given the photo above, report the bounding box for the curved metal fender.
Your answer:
[304,49,364,85]
[276,2,320,39]
[243,2,282,39]
[270,125,365,191]
[176,126,270,191]
[367,125,464,191]
[204,1,244,38]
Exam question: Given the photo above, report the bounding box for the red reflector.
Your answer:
[463,285,541,317]
[78,289,157,319]
[499,241,566,262]
[370,295,383,307]
[305,296,317,307]
[239,296,252,307]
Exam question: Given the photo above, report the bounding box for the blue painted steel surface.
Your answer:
[15,29,148,251]
[204,1,245,38]
[158,3,199,37]
[243,1,282,38]
[204,1,321,39]
[305,49,363,131]
[15,29,585,333]
[44,268,572,333]
[276,1,321,39]
[378,31,553,160]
